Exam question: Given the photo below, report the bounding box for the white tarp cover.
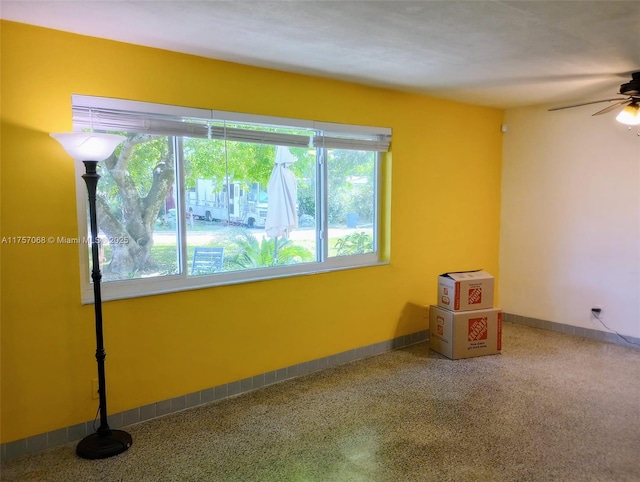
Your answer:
[265,146,298,239]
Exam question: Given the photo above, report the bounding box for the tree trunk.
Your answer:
[96,135,175,279]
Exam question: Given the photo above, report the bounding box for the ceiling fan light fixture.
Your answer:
[616,102,640,126]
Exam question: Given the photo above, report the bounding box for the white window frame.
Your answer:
[71,95,391,303]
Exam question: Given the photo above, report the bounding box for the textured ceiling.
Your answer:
[1,0,639,109]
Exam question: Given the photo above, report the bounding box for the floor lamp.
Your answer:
[51,132,133,459]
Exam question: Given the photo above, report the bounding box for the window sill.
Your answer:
[81,258,390,304]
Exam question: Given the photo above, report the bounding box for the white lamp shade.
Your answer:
[615,103,640,126]
[50,132,126,161]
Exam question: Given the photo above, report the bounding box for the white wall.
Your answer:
[500,103,640,338]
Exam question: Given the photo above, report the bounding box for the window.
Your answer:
[71,95,391,302]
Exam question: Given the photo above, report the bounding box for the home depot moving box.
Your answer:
[429,305,502,359]
[438,270,494,311]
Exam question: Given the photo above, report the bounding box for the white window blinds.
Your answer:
[71,95,391,151]
[311,134,391,152]
[73,106,210,138]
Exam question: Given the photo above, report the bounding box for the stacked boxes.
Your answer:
[429,270,502,359]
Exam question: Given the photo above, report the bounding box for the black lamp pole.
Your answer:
[75,160,132,459]
[50,132,131,459]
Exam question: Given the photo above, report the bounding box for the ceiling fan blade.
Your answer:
[548,98,628,111]
[591,99,631,116]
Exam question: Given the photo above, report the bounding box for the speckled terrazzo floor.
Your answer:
[2,322,640,482]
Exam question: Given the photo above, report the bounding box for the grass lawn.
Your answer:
[101,225,372,278]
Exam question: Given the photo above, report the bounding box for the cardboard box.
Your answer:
[429,305,502,359]
[438,270,494,311]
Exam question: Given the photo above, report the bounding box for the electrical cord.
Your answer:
[591,309,640,347]
[92,404,101,432]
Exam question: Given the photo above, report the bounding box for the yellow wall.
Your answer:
[0,21,503,443]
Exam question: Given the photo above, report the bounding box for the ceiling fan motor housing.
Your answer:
[619,72,640,96]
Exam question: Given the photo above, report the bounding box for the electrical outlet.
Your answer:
[591,305,604,319]
[92,379,99,400]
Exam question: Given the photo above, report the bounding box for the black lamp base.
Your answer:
[76,429,132,460]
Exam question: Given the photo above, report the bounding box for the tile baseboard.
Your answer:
[503,312,640,349]
[1,330,428,463]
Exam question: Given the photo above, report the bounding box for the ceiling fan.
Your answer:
[549,71,640,125]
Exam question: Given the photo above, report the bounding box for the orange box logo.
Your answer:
[441,295,450,305]
[468,317,488,341]
[468,287,482,305]
[437,315,444,335]
[443,287,449,295]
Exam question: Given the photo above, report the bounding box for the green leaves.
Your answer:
[334,231,373,256]
[226,228,313,268]
[183,138,274,190]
